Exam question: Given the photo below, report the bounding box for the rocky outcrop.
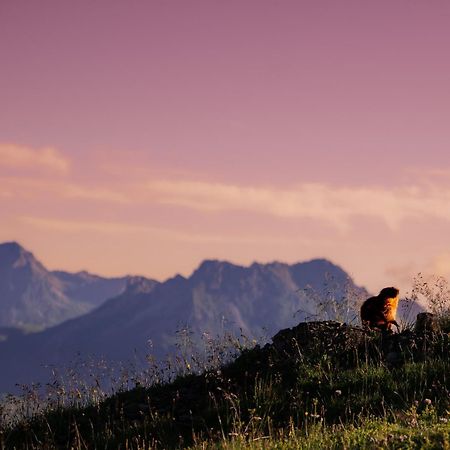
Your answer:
[258,315,449,370]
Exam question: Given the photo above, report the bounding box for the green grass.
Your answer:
[1,322,450,449]
[193,418,450,449]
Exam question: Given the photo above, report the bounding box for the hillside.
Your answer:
[2,318,450,449]
[0,258,366,394]
[0,242,152,329]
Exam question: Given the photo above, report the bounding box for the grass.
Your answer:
[193,418,450,449]
[1,319,450,449]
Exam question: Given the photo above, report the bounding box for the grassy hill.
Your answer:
[1,319,450,449]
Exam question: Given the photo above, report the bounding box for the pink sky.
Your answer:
[2,0,450,293]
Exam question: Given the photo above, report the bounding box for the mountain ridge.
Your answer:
[0,241,157,329]
[0,252,367,394]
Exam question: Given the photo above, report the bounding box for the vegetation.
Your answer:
[1,276,450,449]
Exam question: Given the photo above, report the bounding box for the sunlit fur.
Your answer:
[360,287,400,332]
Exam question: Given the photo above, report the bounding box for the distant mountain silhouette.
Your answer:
[0,256,367,394]
[0,242,156,329]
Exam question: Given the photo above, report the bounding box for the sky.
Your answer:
[2,0,450,294]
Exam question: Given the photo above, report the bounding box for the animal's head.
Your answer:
[379,287,399,299]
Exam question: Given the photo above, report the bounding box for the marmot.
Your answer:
[361,287,400,332]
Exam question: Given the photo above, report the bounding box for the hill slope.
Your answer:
[3,318,450,449]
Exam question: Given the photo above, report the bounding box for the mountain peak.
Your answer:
[124,276,158,295]
[0,241,36,268]
[193,258,344,278]
[192,260,237,278]
[0,242,140,329]
[0,241,25,255]
[292,258,347,276]
[197,259,226,269]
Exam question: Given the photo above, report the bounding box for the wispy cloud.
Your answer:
[427,253,450,278]
[145,180,450,230]
[0,176,130,204]
[20,216,157,234]
[0,143,70,174]
[20,216,304,245]
[62,185,130,203]
[5,170,450,233]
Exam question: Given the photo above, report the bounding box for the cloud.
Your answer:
[5,171,450,233]
[403,167,450,183]
[385,263,419,288]
[20,216,308,245]
[20,216,157,234]
[426,253,450,279]
[0,143,70,174]
[145,180,450,231]
[63,185,130,203]
[0,176,131,204]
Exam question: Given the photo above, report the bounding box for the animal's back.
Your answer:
[361,296,384,325]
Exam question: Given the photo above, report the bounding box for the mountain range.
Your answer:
[0,242,148,329]
[0,243,368,394]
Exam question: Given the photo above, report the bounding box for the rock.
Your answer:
[267,313,450,368]
[415,313,439,335]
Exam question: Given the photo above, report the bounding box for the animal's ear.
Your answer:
[379,287,399,298]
